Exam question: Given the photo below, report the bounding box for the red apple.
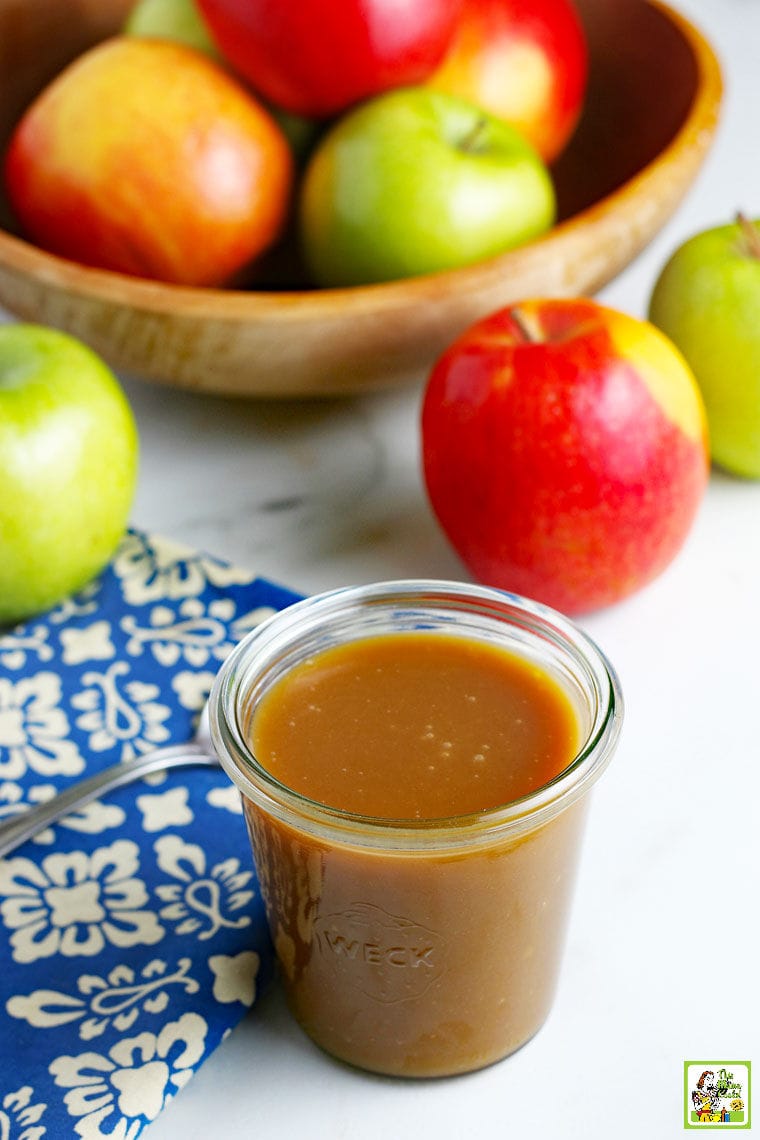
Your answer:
[4,37,293,287]
[421,298,709,614]
[196,0,462,118]
[428,0,587,162]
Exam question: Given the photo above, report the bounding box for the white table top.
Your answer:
[6,1,759,1134]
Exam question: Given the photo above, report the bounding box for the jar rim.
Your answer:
[209,579,623,851]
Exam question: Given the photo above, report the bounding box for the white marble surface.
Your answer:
[7,0,760,1134]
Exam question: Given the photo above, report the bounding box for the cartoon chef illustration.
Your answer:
[693,1071,719,1121]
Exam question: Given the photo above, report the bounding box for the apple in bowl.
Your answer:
[4,36,293,287]
[299,87,556,287]
[124,0,219,55]
[429,0,588,162]
[196,0,462,118]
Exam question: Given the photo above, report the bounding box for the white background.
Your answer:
[6,0,759,1135]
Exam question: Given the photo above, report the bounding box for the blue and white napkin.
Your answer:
[0,530,301,1138]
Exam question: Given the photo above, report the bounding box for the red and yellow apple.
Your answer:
[197,0,462,119]
[428,0,588,162]
[4,37,293,287]
[421,298,709,614]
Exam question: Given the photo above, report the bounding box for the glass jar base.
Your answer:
[291,1004,550,1079]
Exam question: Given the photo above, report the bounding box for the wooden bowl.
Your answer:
[0,0,722,398]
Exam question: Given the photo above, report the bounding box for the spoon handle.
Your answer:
[0,743,218,859]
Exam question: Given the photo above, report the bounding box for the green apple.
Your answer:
[0,325,138,626]
[299,87,556,286]
[124,0,220,57]
[649,214,760,478]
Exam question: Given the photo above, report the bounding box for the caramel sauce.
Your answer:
[250,631,580,819]
[242,630,588,1076]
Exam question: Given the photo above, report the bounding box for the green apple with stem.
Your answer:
[299,87,556,286]
[0,324,139,626]
[649,212,760,478]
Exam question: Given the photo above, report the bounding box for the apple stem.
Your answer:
[459,117,489,154]
[510,306,542,344]
[737,211,760,258]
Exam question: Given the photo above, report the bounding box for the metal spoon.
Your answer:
[0,705,219,859]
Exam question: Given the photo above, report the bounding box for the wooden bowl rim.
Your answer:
[0,0,722,324]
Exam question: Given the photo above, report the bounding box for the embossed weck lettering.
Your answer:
[318,930,435,968]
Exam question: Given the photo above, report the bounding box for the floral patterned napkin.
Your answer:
[0,530,301,1139]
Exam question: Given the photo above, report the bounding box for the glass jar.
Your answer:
[210,580,623,1077]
